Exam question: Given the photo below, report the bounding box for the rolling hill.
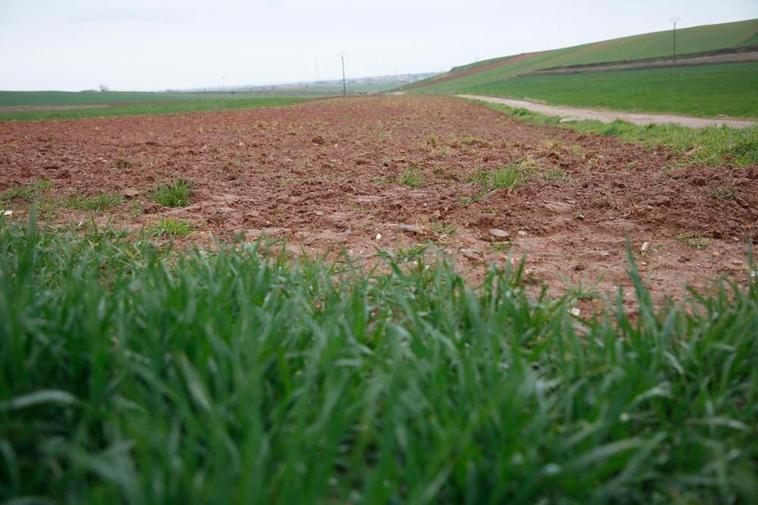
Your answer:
[406,18,758,118]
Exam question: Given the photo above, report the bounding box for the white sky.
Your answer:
[1,0,756,91]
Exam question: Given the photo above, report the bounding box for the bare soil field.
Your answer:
[1,96,756,303]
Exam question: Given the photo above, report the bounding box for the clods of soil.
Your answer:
[1,96,755,303]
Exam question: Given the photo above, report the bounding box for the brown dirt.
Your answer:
[1,96,756,304]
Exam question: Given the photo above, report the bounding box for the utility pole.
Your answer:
[670,17,680,70]
[340,51,347,97]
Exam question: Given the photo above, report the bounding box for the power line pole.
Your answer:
[340,51,347,97]
[670,17,680,71]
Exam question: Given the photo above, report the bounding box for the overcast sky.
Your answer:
[1,0,756,91]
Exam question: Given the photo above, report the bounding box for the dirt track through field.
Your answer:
[458,94,757,128]
[1,96,756,306]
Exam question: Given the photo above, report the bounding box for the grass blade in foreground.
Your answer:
[0,221,756,504]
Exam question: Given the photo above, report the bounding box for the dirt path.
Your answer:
[458,94,756,129]
[1,96,755,306]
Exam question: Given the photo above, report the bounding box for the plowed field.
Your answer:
[2,96,756,302]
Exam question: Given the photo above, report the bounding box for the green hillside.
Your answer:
[470,62,758,118]
[408,18,758,95]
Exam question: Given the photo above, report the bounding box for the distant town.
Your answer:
[177,72,440,94]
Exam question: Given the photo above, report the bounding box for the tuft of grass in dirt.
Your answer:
[424,132,442,147]
[676,232,712,250]
[397,166,424,188]
[129,201,144,218]
[0,179,53,203]
[711,185,738,201]
[371,176,391,186]
[65,193,125,211]
[381,243,428,263]
[115,158,133,170]
[490,241,511,253]
[490,166,524,188]
[472,159,535,191]
[563,276,603,301]
[1,220,757,504]
[148,217,192,238]
[150,179,193,207]
[568,144,584,156]
[482,102,758,166]
[457,194,481,206]
[460,135,491,147]
[429,221,456,236]
[544,168,570,183]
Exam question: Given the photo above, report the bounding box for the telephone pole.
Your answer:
[340,51,347,97]
[670,17,680,70]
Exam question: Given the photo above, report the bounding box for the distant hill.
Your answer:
[187,73,440,96]
[406,18,758,94]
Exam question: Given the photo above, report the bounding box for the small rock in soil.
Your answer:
[399,223,424,234]
[460,248,483,261]
[544,201,573,213]
[489,228,510,239]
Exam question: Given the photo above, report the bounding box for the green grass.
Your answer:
[489,166,526,189]
[150,179,193,208]
[148,218,192,238]
[408,19,758,95]
[0,94,307,122]
[712,185,739,201]
[429,221,456,236]
[65,193,125,211]
[0,179,53,203]
[397,166,425,187]
[544,168,570,183]
[472,160,535,191]
[0,91,225,107]
[0,220,756,504]
[482,102,758,166]
[468,63,758,118]
[676,232,712,250]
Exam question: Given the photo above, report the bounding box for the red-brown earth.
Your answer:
[1,96,756,307]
